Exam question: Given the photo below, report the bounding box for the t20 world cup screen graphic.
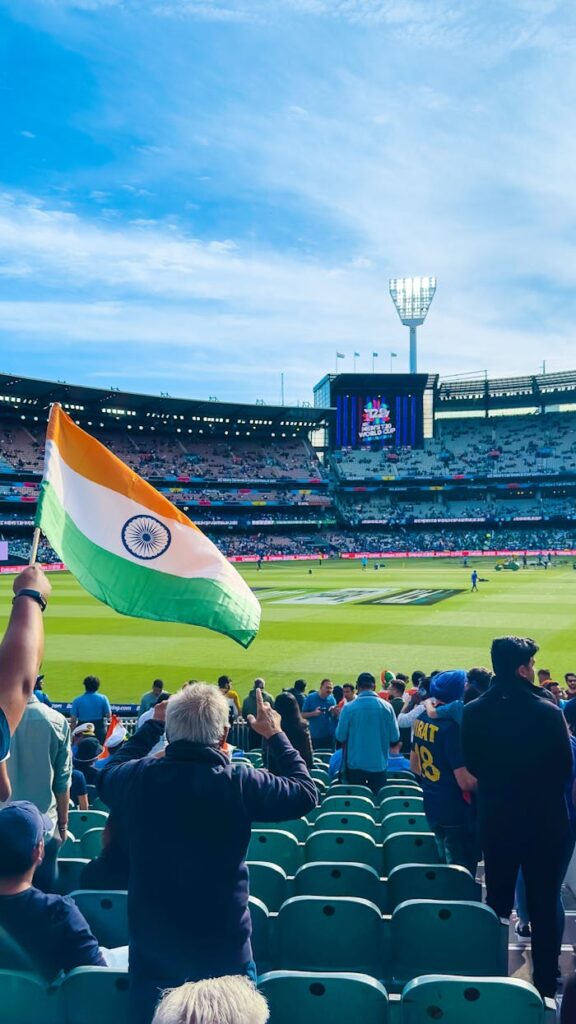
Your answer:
[335,390,424,448]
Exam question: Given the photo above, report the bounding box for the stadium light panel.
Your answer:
[389,275,437,373]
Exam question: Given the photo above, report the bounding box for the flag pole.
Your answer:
[29,527,41,566]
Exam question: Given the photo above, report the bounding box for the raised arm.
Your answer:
[96,703,166,807]
[0,566,51,740]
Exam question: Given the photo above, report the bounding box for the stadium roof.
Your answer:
[437,369,576,411]
[0,373,332,436]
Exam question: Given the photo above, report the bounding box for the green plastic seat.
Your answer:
[58,837,82,859]
[60,968,129,1024]
[247,861,288,912]
[387,864,481,911]
[70,890,128,947]
[382,832,439,875]
[276,896,383,974]
[377,784,421,804]
[248,830,302,875]
[68,810,109,838]
[328,784,374,799]
[253,818,310,843]
[259,971,390,1024]
[314,796,376,820]
[391,902,508,987]
[315,812,379,841]
[249,896,270,969]
[80,828,105,860]
[305,831,380,872]
[243,752,263,766]
[90,796,110,813]
[312,752,333,764]
[56,858,91,895]
[379,796,424,819]
[386,770,417,782]
[0,969,63,1024]
[294,862,384,909]
[311,769,330,785]
[380,813,429,840]
[401,975,554,1024]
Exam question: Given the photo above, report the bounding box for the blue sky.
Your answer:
[1,0,576,404]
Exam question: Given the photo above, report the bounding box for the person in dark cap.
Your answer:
[462,636,573,1000]
[0,800,105,980]
[73,737,104,786]
[411,669,478,875]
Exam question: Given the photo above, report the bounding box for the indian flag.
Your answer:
[35,405,261,647]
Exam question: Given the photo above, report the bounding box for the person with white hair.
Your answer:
[152,976,269,1024]
[97,683,316,1024]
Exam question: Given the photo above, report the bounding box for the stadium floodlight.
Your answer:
[389,276,437,374]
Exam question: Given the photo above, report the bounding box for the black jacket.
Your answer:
[96,721,316,982]
[462,675,572,838]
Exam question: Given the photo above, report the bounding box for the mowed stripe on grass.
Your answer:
[1,558,575,702]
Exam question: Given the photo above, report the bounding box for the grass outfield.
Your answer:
[1,557,575,703]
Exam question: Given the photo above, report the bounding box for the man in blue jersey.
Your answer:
[411,670,478,875]
[0,566,51,802]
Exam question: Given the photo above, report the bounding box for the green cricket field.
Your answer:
[1,557,574,703]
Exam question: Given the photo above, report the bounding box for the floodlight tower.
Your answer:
[389,276,437,373]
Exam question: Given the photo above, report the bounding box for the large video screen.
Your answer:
[333,375,428,449]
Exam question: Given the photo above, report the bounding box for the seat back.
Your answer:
[277,897,383,974]
[248,896,270,969]
[381,813,429,840]
[387,865,481,911]
[294,862,383,909]
[386,771,417,782]
[316,796,376,819]
[258,971,390,1024]
[253,818,310,843]
[68,810,109,838]
[391,902,508,985]
[379,796,424,819]
[382,832,439,875]
[305,831,380,872]
[328,784,374,799]
[247,830,302,875]
[247,862,288,913]
[377,784,421,803]
[70,890,128,948]
[80,828,105,860]
[56,858,91,895]
[0,969,63,1024]
[61,968,129,1024]
[314,812,379,841]
[58,837,82,859]
[400,975,549,1024]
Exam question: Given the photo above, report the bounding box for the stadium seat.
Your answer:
[248,896,270,970]
[56,858,91,895]
[253,818,310,843]
[258,971,390,1024]
[60,967,129,1024]
[247,862,288,913]
[58,837,82,859]
[328,784,374,799]
[276,897,383,975]
[0,928,38,972]
[68,810,109,838]
[293,862,384,910]
[315,795,376,819]
[380,812,429,840]
[314,812,379,841]
[400,975,556,1024]
[312,752,333,765]
[243,752,264,766]
[305,831,380,872]
[390,902,508,987]
[387,864,481,911]
[386,771,417,782]
[70,891,128,948]
[311,769,330,785]
[80,828,105,860]
[382,832,439,875]
[379,795,424,819]
[376,784,421,803]
[248,830,302,875]
[0,969,63,1024]
[90,797,110,813]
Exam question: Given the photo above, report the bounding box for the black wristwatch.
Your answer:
[13,589,48,612]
